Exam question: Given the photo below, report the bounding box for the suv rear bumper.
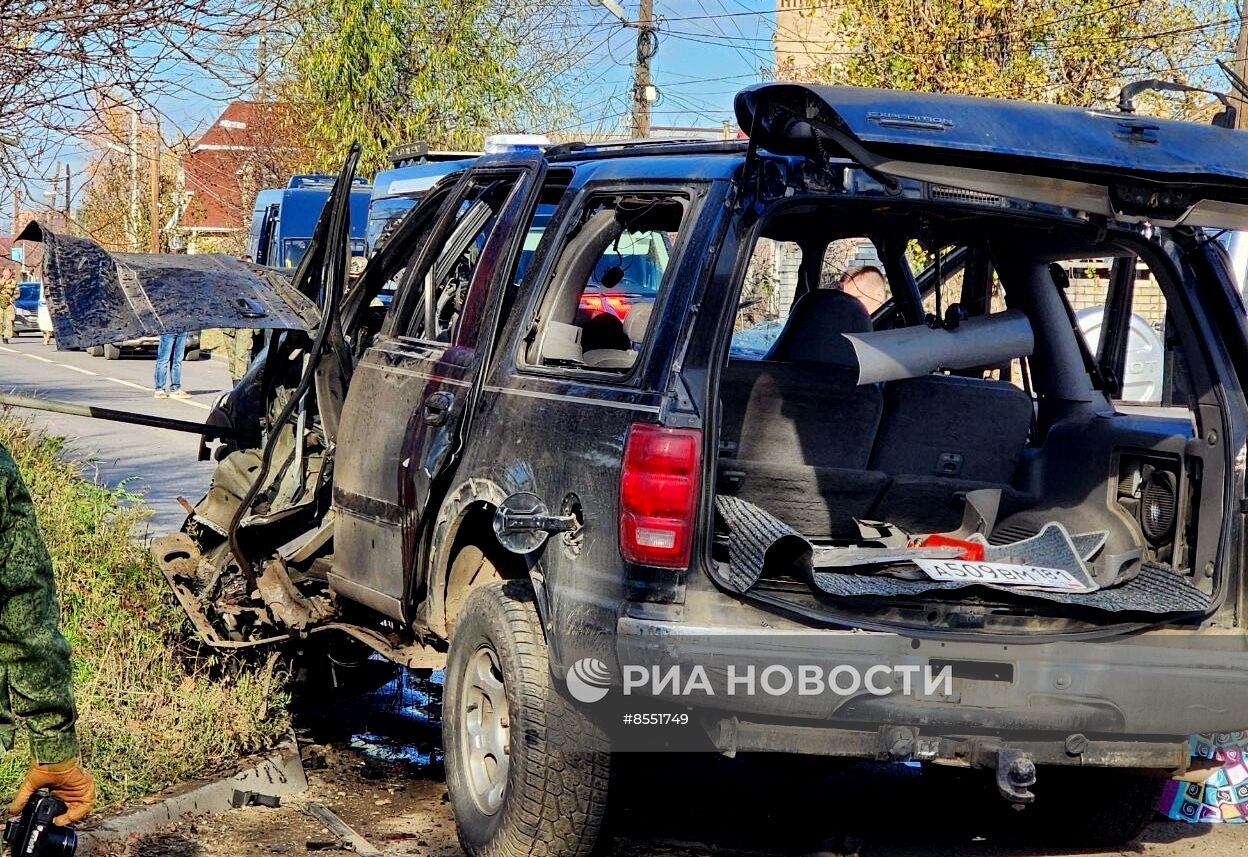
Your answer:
[615,616,1248,767]
[710,718,1188,774]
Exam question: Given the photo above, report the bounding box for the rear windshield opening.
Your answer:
[711,201,1221,633]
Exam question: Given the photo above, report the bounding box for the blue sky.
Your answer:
[18,0,776,228]
[557,0,775,133]
[156,0,779,135]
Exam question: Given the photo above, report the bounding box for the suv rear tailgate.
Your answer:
[735,83,1248,228]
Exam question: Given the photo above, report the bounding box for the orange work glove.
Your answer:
[8,757,95,824]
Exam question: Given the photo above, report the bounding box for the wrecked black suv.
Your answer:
[28,83,1248,856]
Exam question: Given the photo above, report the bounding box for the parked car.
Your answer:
[32,84,1248,857]
[12,281,39,334]
[85,333,201,361]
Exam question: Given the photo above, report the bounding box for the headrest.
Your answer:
[624,302,653,343]
[765,289,872,364]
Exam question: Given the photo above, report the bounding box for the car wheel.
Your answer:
[185,348,201,361]
[86,345,103,357]
[1001,767,1162,848]
[103,343,121,360]
[444,580,609,857]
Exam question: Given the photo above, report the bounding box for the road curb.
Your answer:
[78,738,307,853]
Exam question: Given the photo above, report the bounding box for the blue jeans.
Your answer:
[155,332,187,392]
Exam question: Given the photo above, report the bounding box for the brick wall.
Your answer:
[1063,259,1166,329]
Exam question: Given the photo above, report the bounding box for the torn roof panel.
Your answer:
[18,221,318,350]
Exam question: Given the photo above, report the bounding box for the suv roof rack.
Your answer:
[388,141,482,167]
[546,138,748,162]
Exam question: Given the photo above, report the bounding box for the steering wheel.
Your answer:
[435,253,474,339]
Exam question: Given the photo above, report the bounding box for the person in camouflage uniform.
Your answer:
[223,327,260,384]
[0,446,95,824]
[0,268,17,344]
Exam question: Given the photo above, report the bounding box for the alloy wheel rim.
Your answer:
[460,643,510,815]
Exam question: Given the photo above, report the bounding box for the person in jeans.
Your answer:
[153,332,190,399]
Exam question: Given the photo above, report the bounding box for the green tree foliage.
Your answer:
[793,0,1233,110]
[279,0,566,173]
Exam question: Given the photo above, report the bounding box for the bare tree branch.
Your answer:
[1,0,283,186]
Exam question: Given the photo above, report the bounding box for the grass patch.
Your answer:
[0,417,290,809]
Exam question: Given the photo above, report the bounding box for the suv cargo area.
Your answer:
[704,199,1227,637]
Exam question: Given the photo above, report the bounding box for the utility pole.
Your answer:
[631,0,657,138]
[1235,0,1248,129]
[590,0,659,138]
[10,187,19,236]
[46,163,59,214]
[128,103,140,250]
[149,119,161,253]
[63,163,71,233]
[257,23,269,100]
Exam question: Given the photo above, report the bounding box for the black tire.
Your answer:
[103,342,121,360]
[1002,767,1162,848]
[444,580,609,857]
[86,345,103,357]
[185,348,202,361]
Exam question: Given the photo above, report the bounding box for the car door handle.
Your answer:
[422,391,455,426]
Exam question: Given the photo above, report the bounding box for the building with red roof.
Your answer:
[178,101,294,252]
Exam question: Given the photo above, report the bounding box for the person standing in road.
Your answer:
[153,332,191,399]
[37,283,53,347]
[0,446,96,825]
[0,268,16,344]
[221,328,260,385]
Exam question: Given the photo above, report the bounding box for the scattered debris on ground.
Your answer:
[86,740,1248,857]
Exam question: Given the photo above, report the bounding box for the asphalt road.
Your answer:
[0,332,232,536]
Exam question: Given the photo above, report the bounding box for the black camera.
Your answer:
[4,790,76,856]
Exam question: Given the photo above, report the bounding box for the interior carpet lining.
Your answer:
[714,495,1210,614]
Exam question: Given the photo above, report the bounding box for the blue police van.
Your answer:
[366,145,477,256]
[248,174,372,269]
[366,136,550,256]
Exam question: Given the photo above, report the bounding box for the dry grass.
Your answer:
[0,418,290,808]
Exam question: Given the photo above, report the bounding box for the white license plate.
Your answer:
[912,558,1095,592]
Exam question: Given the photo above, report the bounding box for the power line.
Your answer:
[659,72,764,87]
[689,0,760,73]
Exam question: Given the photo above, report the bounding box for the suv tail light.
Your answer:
[620,423,702,568]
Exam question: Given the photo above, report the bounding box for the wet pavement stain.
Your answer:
[293,658,445,772]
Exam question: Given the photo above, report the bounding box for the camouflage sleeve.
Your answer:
[0,446,78,763]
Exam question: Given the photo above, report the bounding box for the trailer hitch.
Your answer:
[994,748,1038,805]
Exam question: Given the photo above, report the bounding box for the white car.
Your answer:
[86,334,201,361]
